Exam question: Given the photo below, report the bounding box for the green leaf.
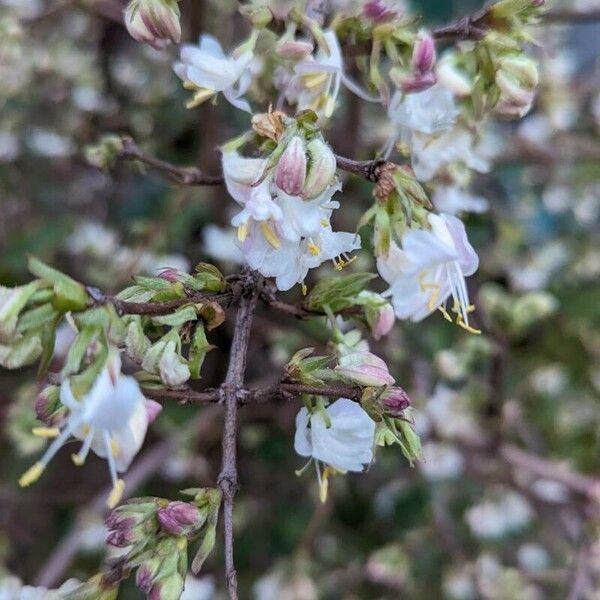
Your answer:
[304,272,376,313]
[61,326,99,377]
[28,256,89,312]
[152,305,198,327]
[188,323,215,379]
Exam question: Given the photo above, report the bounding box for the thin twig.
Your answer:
[217,271,259,600]
[119,137,224,186]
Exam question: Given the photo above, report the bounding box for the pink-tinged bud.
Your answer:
[382,387,410,415]
[399,71,437,93]
[303,138,337,199]
[157,268,181,283]
[275,39,314,60]
[372,302,395,340]
[34,385,64,426]
[335,351,395,387]
[149,575,185,600]
[363,0,399,22]
[136,564,156,593]
[145,399,163,424]
[411,30,436,74]
[274,136,306,196]
[106,529,135,548]
[124,0,181,51]
[158,501,203,536]
[105,513,136,531]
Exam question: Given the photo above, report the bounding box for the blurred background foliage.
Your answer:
[0,0,599,598]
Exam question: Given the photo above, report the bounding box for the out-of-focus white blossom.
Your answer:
[181,575,216,600]
[517,543,550,573]
[203,225,244,264]
[420,441,464,481]
[377,213,479,330]
[384,85,457,157]
[465,490,533,539]
[0,575,81,599]
[433,185,488,215]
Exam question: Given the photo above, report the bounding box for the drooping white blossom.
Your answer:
[174,33,254,112]
[19,351,161,508]
[377,213,479,330]
[294,398,376,473]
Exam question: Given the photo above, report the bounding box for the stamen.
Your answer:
[186,88,215,109]
[320,218,329,227]
[438,305,453,322]
[72,428,94,466]
[237,222,248,242]
[19,462,45,487]
[32,427,60,438]
[260,222,281,248]
[302,72,328,89]
[107,479,125,509]
[301,283,308,296]
[307,239,320,256]
[457,317,482,335]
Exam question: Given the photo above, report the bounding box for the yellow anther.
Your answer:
[71,453,85,466]
[107,479,125,509]
[466,304,476,313]
[32,427,60,438]
[457,318,482,335]
[111,439,121,458]
[319,473,329,504]
[260,222,281,248]
[186,88,215,109]
[19,462,45,488]
[237,222,248,242]
[307,240,320,256]
[301,283,308,296]
[320,219,329,227]
[302,72,328,89]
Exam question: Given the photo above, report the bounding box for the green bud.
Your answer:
[125,317,151,364]
[85,135,124,171]
[304,272,376,313]
[142,331,190,387]
[238,3,272,28]
[303,139,337,199]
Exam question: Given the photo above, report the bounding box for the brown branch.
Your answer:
[543,9,600,24]
[118,137,224,186]
[86,285,232,316]
[217,271,259,600]
[431,6,490,41]
[143,381,365,406]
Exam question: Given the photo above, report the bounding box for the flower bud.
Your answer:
[142,335,190,387]
[382,387,410,415]
[303,138,337,199]
[158,501,204,536]
[274,136,306,196]
[356,291,395,340]
[149,574,185,600]
[136,557,162,593]
[363,0,399,22]
[436,59,472,96]
[145,399,163,424]
[498,55,539,90]
[411,30,436,74]
[124,0,181,51]
[275,39,314,60]
[335,351,395,387]
[399,70,437,93]
[106,528,136,548]
[35,385,64,426]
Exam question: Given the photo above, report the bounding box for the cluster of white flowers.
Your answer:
[222,143,360,290]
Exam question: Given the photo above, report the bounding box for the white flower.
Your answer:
[411,127,490,181]
[0,575,81,600]
[19,351,160,508]
[174,33,254,112]
[377,213,479,330]
[291,30,379,119]
[294,398,375,473]
[433,185,488,215]
[384,85,458,157]
[222,150,360,290]
[244,223,360,291]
